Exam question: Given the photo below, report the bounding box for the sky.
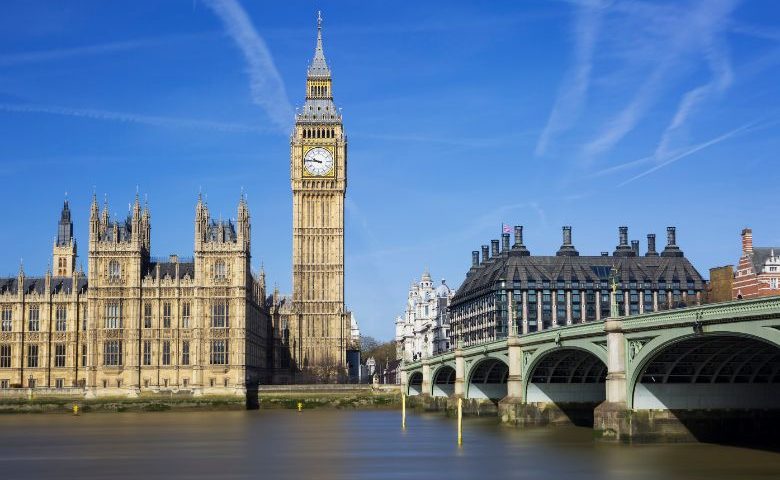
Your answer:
[1,0,779,341]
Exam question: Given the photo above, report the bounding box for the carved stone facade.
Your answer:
[395,271,454,362]
[0,195,269,396]
[284,14,351,379]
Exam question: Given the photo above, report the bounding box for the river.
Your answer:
[0,410,778,479]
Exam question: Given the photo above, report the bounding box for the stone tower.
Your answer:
[86,193,150,392]
[53,199,77,277]
[290,12,348,375]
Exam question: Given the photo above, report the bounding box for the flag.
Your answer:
[502,223,511,234]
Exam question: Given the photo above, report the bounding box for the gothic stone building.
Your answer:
[279,13,352,380]
[450,225,706,348]
[0,195,269,396]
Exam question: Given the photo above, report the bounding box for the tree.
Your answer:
[360,335,396,368]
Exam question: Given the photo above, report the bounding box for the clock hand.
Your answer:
[309,158,322,163]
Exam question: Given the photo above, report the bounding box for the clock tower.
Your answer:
[290,12,348,376]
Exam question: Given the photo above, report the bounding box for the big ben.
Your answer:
[290,12,348,376]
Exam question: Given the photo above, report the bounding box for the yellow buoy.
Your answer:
[457,397,463,446]
[402,392,406,430]
[72,404,80,416]
[297,402,303,412]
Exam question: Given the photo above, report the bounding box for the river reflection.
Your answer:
[0,410,778,479]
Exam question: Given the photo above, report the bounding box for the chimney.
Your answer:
[481,245,489,264]
[514,225,523,247]
[501,233,510,252]
[741,228,753,255]
[557,226,579,256]
[631,240,639,256]
[491,240,500,258]
[614,226,632,257]
[512,225,530,256]
[661,226,683,257]
[601,252,609,257]
[472,250,480,267]
[646,234,658,256]
[667,226,677,247]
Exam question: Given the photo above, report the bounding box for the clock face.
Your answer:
[304,147,334,176]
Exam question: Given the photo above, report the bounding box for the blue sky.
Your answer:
[1,0,779,340]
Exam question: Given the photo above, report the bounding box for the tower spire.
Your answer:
[308,10,330,78]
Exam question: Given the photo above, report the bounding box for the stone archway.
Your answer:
[467,358,508,401]
[432,366,456,397]
[632,334,780,410]
[407,371,423,396]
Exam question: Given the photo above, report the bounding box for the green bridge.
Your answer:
[402,296,780,442]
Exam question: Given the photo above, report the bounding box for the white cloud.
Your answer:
[535,1,604,156]
[618,121,755,187]
[583,0,738,157]
[0,102,273,133]
[0,33,213,67]
[203,0,294,132]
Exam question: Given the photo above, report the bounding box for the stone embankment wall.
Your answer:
[255,384,401,409]
[0,385,403,413]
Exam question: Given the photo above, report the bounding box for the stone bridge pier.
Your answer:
[594,316,780,443]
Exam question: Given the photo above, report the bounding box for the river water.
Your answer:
[0,410,779,479]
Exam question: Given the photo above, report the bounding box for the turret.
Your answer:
[53,198,77,276]
[237,192,250,249]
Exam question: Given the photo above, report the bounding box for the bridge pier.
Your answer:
[594,319,631,440]
[498,336,524,424]
[454,344,465,398]
[420,362,432,401]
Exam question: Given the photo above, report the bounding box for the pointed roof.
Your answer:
[307,11,331,78]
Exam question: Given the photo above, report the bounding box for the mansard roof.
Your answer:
[453,251,705,305]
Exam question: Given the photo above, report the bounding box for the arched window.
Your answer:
[108,260,121,281]
[214,260,226,281]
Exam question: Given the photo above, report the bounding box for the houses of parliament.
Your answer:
[0,16,353,396]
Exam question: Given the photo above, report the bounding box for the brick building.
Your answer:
[733,228,780,299]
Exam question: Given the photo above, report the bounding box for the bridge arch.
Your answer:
[432,365,456,397]
[630,332,780,410]
[466,357,508,400]
[524,346,607,405]
[407,371,423,396]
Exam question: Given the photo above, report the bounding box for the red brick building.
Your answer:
[733,228,780,299]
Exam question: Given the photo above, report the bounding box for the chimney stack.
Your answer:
[481,245,490,264]
[491,239,500,258]
[741,228,753,255]
[661,226,683,257]
[614,226,632,257]
[646,234,658,256]
[502,233,510,252]
[512,225,530,256]
[631,240,639,256]
[471,250,479,267]
[556,226,579,256]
